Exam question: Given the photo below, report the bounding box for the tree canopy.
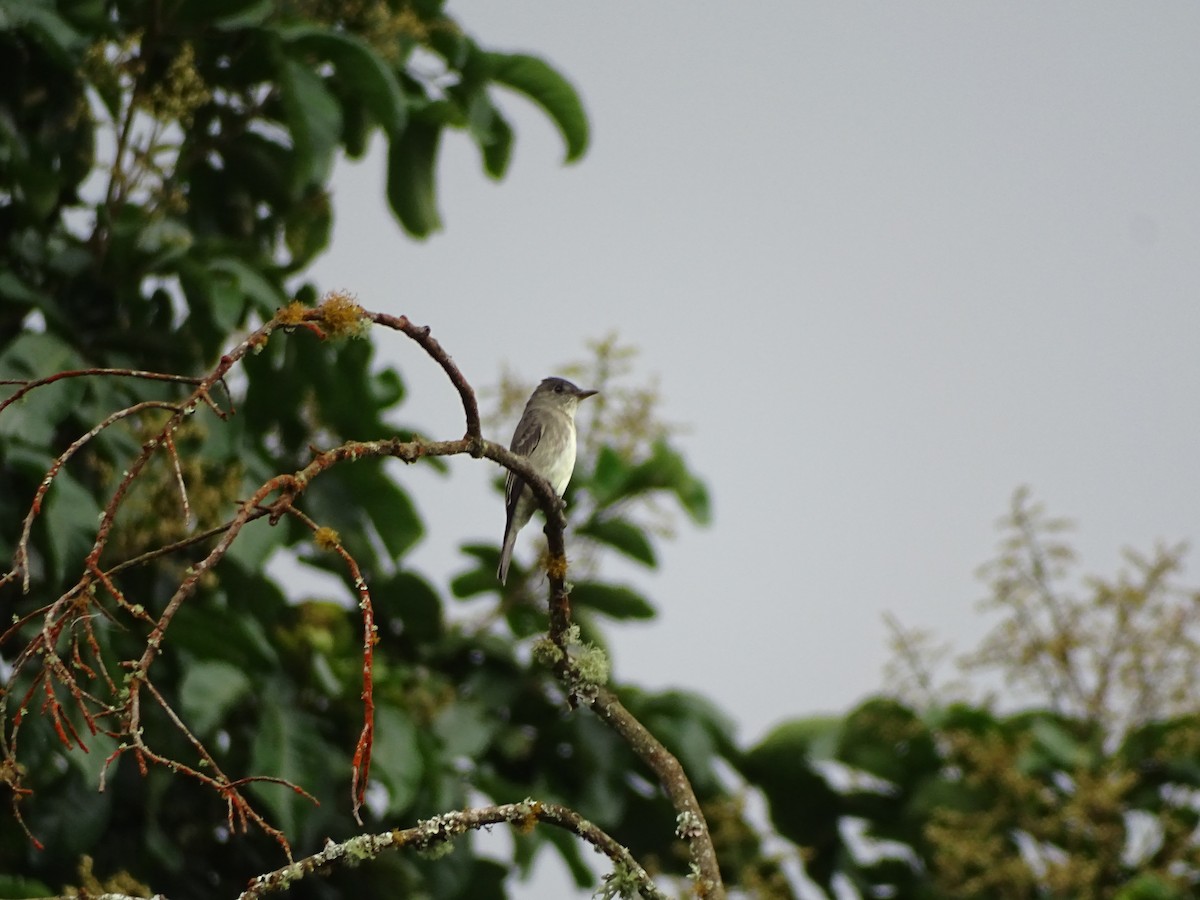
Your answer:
[3,3,1199,900]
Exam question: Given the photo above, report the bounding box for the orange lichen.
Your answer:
[314,527,341,550]
[276,301,309,327]
[318,290,369,339]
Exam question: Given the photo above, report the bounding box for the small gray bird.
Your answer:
[497,377,597,584]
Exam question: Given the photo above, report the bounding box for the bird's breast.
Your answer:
[545,419,577,496]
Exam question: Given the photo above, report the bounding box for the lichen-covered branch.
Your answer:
[591,687,725,898]
[239,800,669,900]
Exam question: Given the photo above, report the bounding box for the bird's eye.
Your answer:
[554,384,563,393]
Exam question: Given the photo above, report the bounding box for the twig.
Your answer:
[368,312,482,440]
[0,368,204,417]
[281,506,378,825]
[8,400,181,594]
[163,430,192,526]
[111,677,303,855]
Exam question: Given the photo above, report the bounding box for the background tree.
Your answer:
[740,490,1200,899]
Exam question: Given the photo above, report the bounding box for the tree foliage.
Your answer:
[0,2,742,898]
[742,491,1200,899]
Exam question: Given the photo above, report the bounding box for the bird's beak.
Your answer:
[576,389,598,400]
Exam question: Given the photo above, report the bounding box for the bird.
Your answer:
[497,377,597,584]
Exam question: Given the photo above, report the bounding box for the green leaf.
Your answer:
[459,543,498,565]
[1005,710,1099,774]
[175,0,271,28]
[577,516,656,566]
[276,26,408,135]
[632,442,711,524]
[40,470,101,585]
[1027,716,1090,770]
[570,582,655,620]
[339,463,423,561]
[0,270,50,308]
[741,726,843,849]
[928,702,1001,735]
[837,698,939,787]
[0,328,82,374]
[1120,715,1200,786]
[208,256,286,318]
[451,544,500,597]
[0,444,55,483]
[480,105,513,179]
[450,566,496,598]
[903,772,989,821]
[484,52,589,163]
[179,660,252,736]
[22,768,113,867]
[211,0,274,29]
[434,701,496,759]
[0,332,86,444]
[0,875,53,898]
[590,445,631,500]
[370,367,404,408]
[749,716,844,763]
[386,117,443,237]
[0,0,85,63]
[278,57,342,192]
[224,517,280,574]
[249,693,328,837]
[308,341,398,438]
[172,597,281,671]
[1115,874,1190,900]
[135,217,194,271]
[590,441,711,525]
[12,158,62,222]
[374,571,443,643]
[371,705,423,816]
[504,602,545,638]
[458,84,514,180]
[209,130,292,210]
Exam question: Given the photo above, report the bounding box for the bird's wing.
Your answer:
[505,415,544,515]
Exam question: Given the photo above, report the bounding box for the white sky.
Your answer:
[306,5,1200,890]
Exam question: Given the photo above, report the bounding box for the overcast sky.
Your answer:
[305,4,1199,890]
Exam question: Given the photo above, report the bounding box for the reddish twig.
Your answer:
[102,510,273,579]
[281,506,378,825]
[113,676,306,856]
[0,368,205,417]
[2,319,282,848]
[6,400,181,594]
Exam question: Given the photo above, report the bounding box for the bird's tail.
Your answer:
[496,519,519,585]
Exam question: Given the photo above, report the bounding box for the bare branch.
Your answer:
[5,400,181,593]
[0,368,205,417]
[281,506,378,825]
[369,311,482,440]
